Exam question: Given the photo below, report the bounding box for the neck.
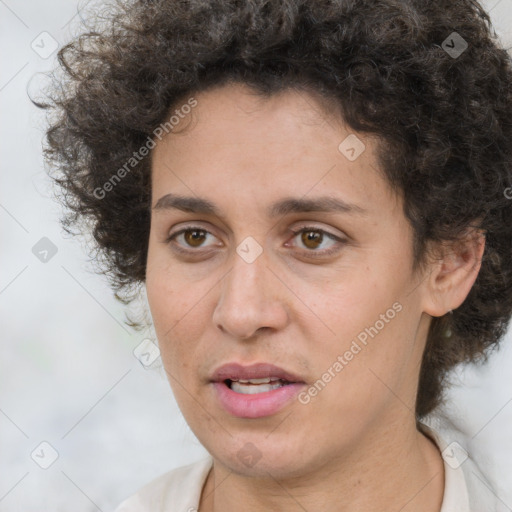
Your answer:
[198,415,445,512]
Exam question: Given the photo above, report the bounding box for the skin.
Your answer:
[145,82,485,512]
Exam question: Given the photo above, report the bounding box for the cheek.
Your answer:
[145,277,174,340]
[146,244,187,334]
[305,267,415,383]
[304,272,398,342]
[145,272,209,377]
[316,297,419,419]
[146,268,184,364]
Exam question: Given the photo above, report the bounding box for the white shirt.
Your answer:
[113,414,500,511]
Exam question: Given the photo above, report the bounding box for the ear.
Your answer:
[422,228,485,317]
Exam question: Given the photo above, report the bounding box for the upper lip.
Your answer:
[210,362,305,383]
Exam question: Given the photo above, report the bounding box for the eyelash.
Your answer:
[164,225,346,258]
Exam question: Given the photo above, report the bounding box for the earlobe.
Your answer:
[423,229,485,317]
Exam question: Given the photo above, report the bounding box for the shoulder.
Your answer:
[419,413,500,512]
[113,456,213,512]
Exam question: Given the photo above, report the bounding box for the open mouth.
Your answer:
[225,377,292,394]
[211,364,305,418]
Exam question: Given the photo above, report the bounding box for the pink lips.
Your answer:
[210,362,306,419]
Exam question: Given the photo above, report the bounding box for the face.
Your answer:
[146,82,433,479]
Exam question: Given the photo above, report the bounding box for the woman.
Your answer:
[39,0,512,510]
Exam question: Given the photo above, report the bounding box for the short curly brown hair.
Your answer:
[36,0,512,419]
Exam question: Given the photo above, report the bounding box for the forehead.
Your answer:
[150,82,400,218]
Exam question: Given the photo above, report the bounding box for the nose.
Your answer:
[212,248,289,340]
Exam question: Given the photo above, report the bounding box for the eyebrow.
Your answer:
[152,193,367,218]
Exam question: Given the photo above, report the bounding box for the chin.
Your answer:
[225,454,305,479]
[207,434,315,479]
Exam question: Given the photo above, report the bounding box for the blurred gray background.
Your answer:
[1,0,512,510]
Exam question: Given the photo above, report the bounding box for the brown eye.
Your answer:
[300,230,324,250]
[287,226,346,258]
[164,226,218,252]
[183,229,207,247]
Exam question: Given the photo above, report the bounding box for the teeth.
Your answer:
[236,377,277,384]
[230,380,286,394]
